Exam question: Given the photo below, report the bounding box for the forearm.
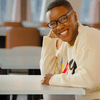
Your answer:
[49,48,100,90]
[40,36,62,76]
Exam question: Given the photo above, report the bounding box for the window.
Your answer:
[30,0,43,22]
[0,0,7,24]
[0,0,14,25]
[79,0,92,25]
[0,0,43,24]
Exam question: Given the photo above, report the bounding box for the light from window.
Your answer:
[0,0,7,24]
[30,0,43,22]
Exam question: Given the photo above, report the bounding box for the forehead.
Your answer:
[46,6,69,22]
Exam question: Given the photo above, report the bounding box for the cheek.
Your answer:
[69,22,76,31]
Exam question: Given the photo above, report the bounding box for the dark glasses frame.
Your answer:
[47,10,74,29]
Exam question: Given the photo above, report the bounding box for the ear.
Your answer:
[73,11,78,21]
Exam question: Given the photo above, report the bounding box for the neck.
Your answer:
[68,24,79,46]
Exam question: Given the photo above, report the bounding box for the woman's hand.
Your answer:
[48,30,57,38]
[41,73,54,85]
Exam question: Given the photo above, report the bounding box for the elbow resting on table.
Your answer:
[87,82,99,90]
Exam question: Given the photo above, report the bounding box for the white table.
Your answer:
[0,47,42,100]
[0,47,41,69]
[0,75,85,95]
[0,27,50,36]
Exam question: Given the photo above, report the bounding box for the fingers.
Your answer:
[40,74,46,84]
[41,73,50,85]
[48,30,57,38]
[41,79,44,84]
[41,78,49,85]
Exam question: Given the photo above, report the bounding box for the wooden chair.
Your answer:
[6,27,40,48]
[6,27,41,74]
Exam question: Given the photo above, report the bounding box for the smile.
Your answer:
[60,30,68,36]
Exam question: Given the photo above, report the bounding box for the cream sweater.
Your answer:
[40,23,100,100]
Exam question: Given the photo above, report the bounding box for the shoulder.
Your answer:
[78,23,100,40]
[77,24,100,52]
[84,26,100,38]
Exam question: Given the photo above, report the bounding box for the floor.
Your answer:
[10,95,27,100]
[10,95,43,100]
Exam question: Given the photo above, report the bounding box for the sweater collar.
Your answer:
[78,22,85,34]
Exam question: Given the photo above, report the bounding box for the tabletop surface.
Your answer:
[0,47,41,69]
[0,75,85,95]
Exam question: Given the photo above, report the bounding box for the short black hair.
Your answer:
[46,0,73,12]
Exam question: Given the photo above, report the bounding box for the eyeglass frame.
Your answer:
[47,10,74,29]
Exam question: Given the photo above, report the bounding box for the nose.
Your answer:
[57,22,65,30]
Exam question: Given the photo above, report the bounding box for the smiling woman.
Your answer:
[40,0,100,100]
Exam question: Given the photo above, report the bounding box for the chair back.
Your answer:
[1,22,23,27]
[6,28,41,49]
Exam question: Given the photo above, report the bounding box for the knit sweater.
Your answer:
[40,23,100,100]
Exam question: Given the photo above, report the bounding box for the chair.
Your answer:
[6,27,43,100]
[6,27,41,74]
[6,27,41,73]
[6,27,40,48]
[40,22,48,27]
[90,23,100,29]
[1,22,23,27]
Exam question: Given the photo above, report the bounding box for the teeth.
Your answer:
[60,30,68,35]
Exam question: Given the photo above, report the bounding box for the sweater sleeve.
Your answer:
[49,47,100,90]
[40,36,63,76]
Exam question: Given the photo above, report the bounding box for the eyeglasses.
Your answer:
[47,10,73,29]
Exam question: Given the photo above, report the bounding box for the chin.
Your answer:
[61,37,71,42]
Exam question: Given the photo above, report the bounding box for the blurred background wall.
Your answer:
[0,0,99,27]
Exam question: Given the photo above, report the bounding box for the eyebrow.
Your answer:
[48,14,67,23]
[58,10,74,19]
[48,10,74,23]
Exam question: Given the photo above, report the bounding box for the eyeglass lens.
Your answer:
[48,15,67,29]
